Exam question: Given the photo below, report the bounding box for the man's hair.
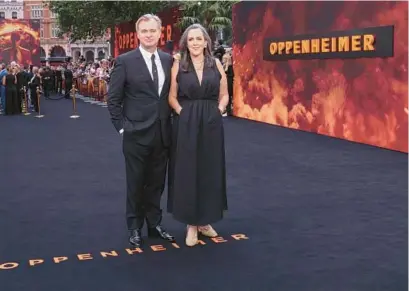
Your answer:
[135,14,162,31]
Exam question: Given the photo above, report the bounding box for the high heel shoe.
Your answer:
[185,225,198,247]
[198,225,218,237]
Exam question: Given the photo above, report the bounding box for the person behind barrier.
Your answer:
[55,65,63,95]
[64,64,73,99]
[18,65,30,109]
[222,52,234,116]
[42,67,52,99]
[25,65,34,109]
[0,63,6,113]
[167,23,229,247]
[214,39,225,62]
[107,14,175,248]
[28,66,41,113]
[15,65,24,113]
[2,65,19,115]
[20,65,29,92]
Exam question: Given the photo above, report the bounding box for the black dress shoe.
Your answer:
[147,225,175,241]
[128,229,143,247]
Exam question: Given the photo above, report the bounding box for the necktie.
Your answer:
[151,54,159,94]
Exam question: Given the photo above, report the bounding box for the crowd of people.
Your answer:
[0,41,233,116]
[0,62,39,115]
[0,59,113,115]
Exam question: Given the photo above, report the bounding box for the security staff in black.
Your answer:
[42,67,52,99]
[64,65,73,99]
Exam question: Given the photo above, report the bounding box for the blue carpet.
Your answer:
[0,96,407,291]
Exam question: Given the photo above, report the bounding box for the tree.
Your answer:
[46,1,173,42]
[46,1,238,44]
[177,1,238,41]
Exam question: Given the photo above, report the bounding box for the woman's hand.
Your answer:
[173,53,181,62]
[218,105,226,114]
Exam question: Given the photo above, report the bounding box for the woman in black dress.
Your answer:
[2,66,19,115]
[168,24,230,247]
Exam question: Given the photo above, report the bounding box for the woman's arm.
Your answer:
[2,76,5,86]
[168,55,182,114]
[215,59,229,113]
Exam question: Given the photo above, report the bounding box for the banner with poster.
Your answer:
[0,19,41,67]
[232,1,408,152]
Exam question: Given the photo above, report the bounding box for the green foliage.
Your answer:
[46,1,238,42]
[177,1,238,32]
[46,1,172,42]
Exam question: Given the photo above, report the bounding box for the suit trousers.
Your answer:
[122,120,168,230]
[30,88,39,112]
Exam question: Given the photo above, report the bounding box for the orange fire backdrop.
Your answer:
[0,19,40,66]
[232,1,408,153]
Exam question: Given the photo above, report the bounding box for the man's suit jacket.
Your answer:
[107,48,173,147]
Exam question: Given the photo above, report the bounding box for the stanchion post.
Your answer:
[70,84,80,119]
[101,80,108,107]
[34,87,44,118]
[23,86,31,115]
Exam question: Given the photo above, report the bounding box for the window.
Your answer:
[51,23,59,38]
[49,11,57,18]
[12,12,17,19]
[31,5,43,19]
[0,12,5,19]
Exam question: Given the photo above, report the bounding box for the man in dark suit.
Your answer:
[63,64,73,99]
[107,14,174,247]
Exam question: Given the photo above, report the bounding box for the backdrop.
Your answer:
[112,6,181,57]
[0,19,40,66]
[232,1,408,153]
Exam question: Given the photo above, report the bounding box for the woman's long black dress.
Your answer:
[5,74,19,115]
[168,59,227,225]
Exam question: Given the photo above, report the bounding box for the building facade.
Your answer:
[0,0,24,20]
[22,0,109,62]
[69,33,111,63]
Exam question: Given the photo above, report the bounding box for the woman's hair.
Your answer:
[179,23,213,72]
